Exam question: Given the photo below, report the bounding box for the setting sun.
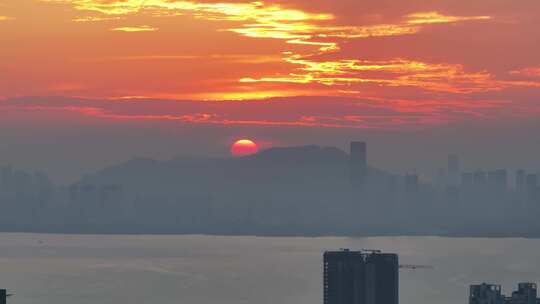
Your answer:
[231,139,259,157]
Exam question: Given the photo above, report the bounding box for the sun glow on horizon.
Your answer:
[231,139,259,157]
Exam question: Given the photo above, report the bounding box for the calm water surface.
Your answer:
[0,234,539,304]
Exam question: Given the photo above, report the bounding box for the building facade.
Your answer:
[448,154,460,186]
[470,283,540,304]
[508,283,538,304]
[0,289,7,304]
[470,284,505,304]
[323,249,399,304]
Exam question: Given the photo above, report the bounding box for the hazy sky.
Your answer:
[1,0,539,182]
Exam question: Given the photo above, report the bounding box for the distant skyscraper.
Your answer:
[470,282,540,304]
[68,183,79,203]
[474,170,487,187]
[462,172,474,188]
[486,170,508,191]
[448,154,460,186]
[526,174,538,188]
[516,170,526,193]
[508,283,537,304]
[323,249,399,304]
[469,283,505,304]
[387,175,398,203]
[0,166,13,192]
[350,142,367,185]
[526,174,538,200]
[405,174,419,194]
[495,169,508,191]
[437,168,446,188]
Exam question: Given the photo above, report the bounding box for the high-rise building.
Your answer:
[350,142,367,185]
[516,170,526,193]
[0,166,13,192]
[436,168,447,188]
[404,174,419,194]
[469,283,505,304]
[495,169,508,191]
[474,170,487,188]
[462,172,474,188]
[0,289,7,304]
[487,170,508,191]
[448,154,460,186]
[526,174,538,200]
[387,175,398,203]
[69,183,80,203]
[364,252,399,304]
[508,283,538,304]
[323,249,399,304]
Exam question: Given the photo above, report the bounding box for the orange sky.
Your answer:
[1,0,540,129]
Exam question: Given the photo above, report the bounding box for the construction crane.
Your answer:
[335,249,434,270]
[399,264,434,270]
[361,250,434,270]
[361,249,382,254]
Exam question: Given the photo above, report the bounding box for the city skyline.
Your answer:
[1,141,539,237]
[1,140,539,186]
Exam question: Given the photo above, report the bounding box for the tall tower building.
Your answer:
[516,170,526,193]
[365,252,399,304]
[448,154,460,186]
[461,172,474,188]
[323,249,399,304]
[509,283,538,304]
[405,174,419,195]
[0,289,7,304]
[473,170,487,187]
[350,142,367,185]
[486,170,508,191]
[469,284,505,304]
[526,174,538,200]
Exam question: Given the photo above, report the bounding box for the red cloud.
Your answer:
[2,96,538,130]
